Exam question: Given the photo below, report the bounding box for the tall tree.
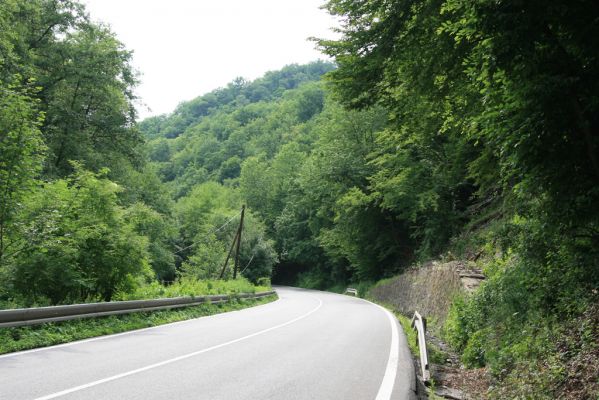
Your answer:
[0,81,45,263]
[317,0,599,231]
[1,0,140,177]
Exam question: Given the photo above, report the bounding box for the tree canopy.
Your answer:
[1,2,598,394]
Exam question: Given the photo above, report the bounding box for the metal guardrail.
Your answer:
[411,311,430,383]
[345,288,358,296]
[0,291,276,328]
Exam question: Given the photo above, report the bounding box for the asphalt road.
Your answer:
[0,287,417,400]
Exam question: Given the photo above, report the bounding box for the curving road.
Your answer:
[0,287,417,400]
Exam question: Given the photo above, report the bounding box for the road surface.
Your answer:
[0,287,417,400]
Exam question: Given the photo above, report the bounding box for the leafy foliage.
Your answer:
[7,167,152,304]
[0,0,176,306]
[0,80,45,264]
[114,276,269,300]
[174,182,277,283]
[2,2,598,396]
[0,0,140,178]
[315,0,599,396]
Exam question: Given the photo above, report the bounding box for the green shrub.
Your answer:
[296,269,329,290]
[257,277,271,288]
[443,210,599,398]
[7,166,152,304]
[461,328,490,368]
[353,281,374,298]
[114,277,261,300]
[0,295,277,355]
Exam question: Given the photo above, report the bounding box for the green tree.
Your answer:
[41,22,140,176]
[8,167,152,304]
[316,1,599,389]
[124,203,176,282]
[0,0,140,178]
[0,81,45,263]
[237,213,278,284]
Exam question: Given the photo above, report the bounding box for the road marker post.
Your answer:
[411,311,430,383]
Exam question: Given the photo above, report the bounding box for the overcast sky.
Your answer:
[80,0,339,120]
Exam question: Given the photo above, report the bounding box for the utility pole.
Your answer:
[218,205,245,280]
[219,230,239,280]
[233,205,245,279]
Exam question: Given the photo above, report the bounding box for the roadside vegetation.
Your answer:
[114,278,271,301]
[0,278,270,310]
[0,294,276,355]
[1,0,597,397]
[0,0,276,311]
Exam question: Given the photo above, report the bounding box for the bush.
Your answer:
[114,277,262,300]
[444,212,599,396]
[296,269,329,290]
[6,166,152,304]
[352,281,374,298]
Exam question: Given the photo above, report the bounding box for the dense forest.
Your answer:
[0,0,284,305]
[1,0,598,397]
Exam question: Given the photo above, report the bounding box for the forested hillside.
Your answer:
[313,1,599,397]
[0,0,155,304]
[140,1,598,397]
[1,0,598,397]
[141,61,407,287]
[0,0,274,306]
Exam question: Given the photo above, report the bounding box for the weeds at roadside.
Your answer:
[0,295,277,355]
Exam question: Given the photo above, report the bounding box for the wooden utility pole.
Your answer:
[219,230,239,280]
[233,205,245,279]
[218,205,245,280]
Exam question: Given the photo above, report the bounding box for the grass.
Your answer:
[115,277,270,300]
[392,308,448,364]
[0,278,270,309]
[0,294,277,355]
[396,311,419,356]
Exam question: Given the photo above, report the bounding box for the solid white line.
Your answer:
[33,296,322,400]
[371,303,399,400]
[0,295,282,360]
[280,287,401,400]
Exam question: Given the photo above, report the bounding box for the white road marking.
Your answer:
[372,303,399,400]
[286,288,402,400]
[276,287,402,400]
[0,295,282,360]
[32,296,322,400]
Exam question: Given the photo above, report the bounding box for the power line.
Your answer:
[240,253,255,275]
[174,212,241,255]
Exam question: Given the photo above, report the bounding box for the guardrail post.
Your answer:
[411,311,430,384]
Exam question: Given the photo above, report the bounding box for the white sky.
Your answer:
[80,0,339,120]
